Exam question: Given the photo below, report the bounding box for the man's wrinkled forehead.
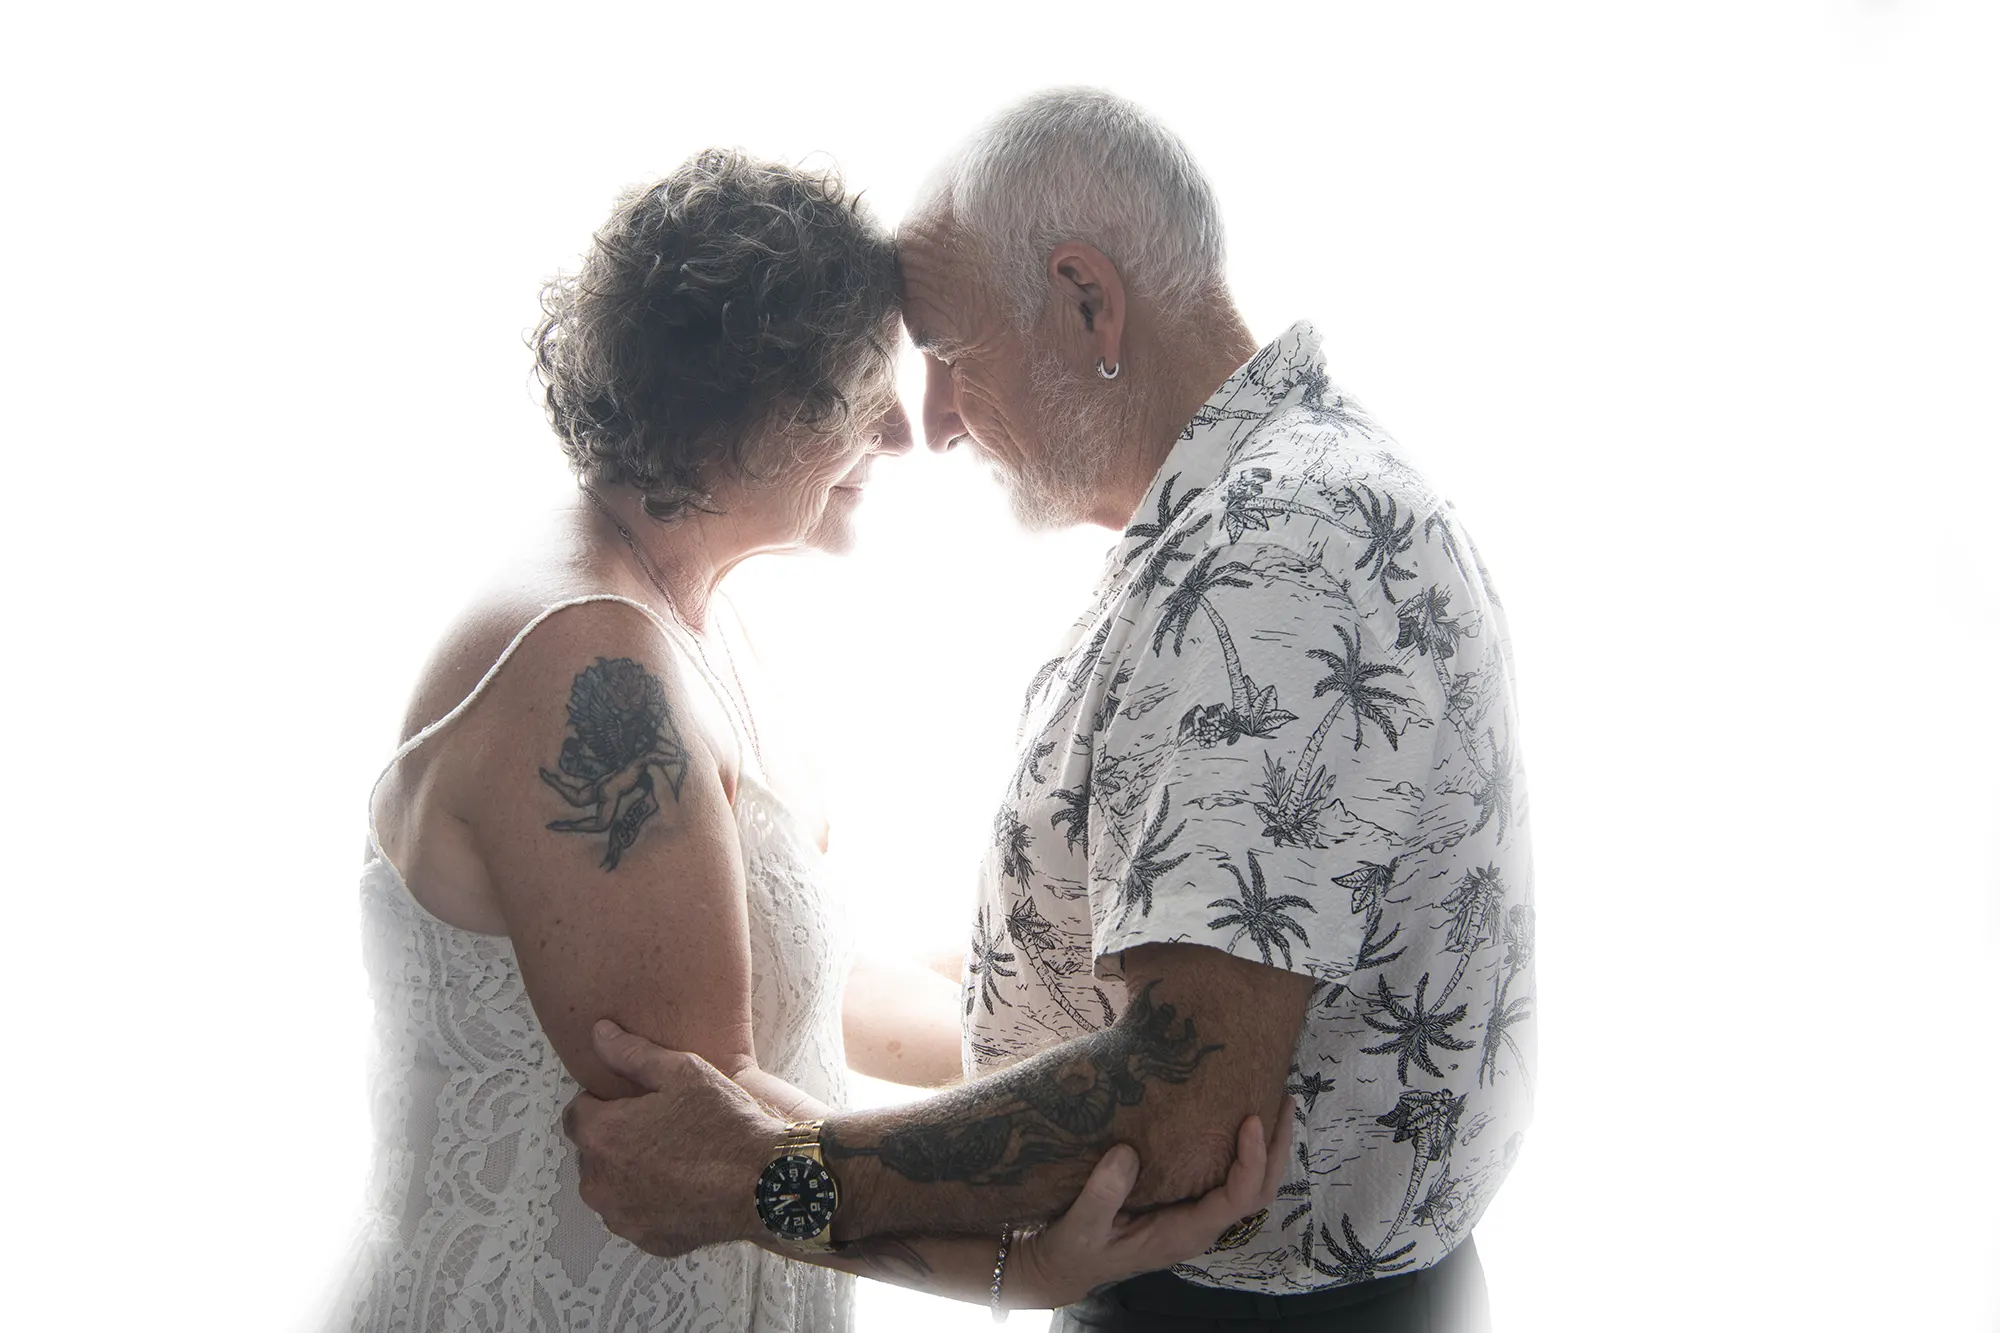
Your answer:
[896,210,977,353]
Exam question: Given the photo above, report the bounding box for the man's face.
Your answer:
[898,213,1117,530]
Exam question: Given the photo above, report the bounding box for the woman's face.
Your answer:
[743,352,914,556]
[802,390,913,555]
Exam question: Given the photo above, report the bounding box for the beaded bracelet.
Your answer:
[988,1223,1015,1323]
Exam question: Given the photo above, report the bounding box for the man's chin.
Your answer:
[968,441,1090,531]
[1003,474,1092,532]
[1004,491,1067,532]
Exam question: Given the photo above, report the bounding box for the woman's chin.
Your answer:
[801,510,859,555]
[801,486,865,554]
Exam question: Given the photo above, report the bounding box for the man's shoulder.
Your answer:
[1165,425,1459,591]
[1222,405,1447,521]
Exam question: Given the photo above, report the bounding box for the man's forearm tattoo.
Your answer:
[539,657,689,870]
[823,981,1221,1186]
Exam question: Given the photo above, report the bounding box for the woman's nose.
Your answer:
[873,400,915,456]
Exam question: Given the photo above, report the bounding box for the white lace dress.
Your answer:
[324,596,854,1333]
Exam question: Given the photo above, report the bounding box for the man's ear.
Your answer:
[1049,242,1127,374]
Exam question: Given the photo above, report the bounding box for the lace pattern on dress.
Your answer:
[325,595,853,1332]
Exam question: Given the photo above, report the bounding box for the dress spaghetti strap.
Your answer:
[365,592,751,832]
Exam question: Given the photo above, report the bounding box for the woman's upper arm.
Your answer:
[843,951,965,1088]
[455,602,756,1099]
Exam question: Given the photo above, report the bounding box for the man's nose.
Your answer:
[922,356,965,452]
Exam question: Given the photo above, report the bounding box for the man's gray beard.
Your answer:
[995,340,1126,531]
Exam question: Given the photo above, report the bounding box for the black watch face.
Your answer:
[755,1154,837,1241]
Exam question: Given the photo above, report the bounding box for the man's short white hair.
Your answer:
[926,87,1226,328]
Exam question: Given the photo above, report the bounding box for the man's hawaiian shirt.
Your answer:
[963,322,1535,1293]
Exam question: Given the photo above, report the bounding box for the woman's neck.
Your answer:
[576,484,757,634]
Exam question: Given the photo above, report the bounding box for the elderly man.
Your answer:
[567,88,1533,1330]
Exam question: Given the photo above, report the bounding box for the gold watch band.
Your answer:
[774,1119,825,1156]
[766,1119,838,1252]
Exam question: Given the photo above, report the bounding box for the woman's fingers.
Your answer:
[1230,1112,1270,1213]
[1009,1107,1297,1306]
[1056,1143,1141,1241]
[1126,1185,1245,1264]
[1110,1104,1297,1269]
[1259,1098,1297,1202]
[1194,1118,1267,1232]
[1205,1103,1295,1234]
[1006,1147,1138,1311]
[1116,1119,1266,1258]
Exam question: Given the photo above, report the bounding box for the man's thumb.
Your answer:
[592,1018,673,1090]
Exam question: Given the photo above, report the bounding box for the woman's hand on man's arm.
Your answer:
[821,941,1313,1239]
[571,1020,1293,1307]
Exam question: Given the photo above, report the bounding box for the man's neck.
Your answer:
[1084,306,1261,529]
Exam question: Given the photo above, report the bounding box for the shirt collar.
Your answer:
[1115,320,1326,544]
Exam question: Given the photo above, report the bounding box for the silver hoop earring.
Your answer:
[1097,358,1120,381]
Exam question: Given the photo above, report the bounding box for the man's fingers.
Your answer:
[562,1091,607,1145]
[590,1018,682,1091]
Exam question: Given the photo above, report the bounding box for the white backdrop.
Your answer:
[2,2,1995,1330]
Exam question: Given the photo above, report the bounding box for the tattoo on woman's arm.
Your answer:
[538,657,690,870]
[822,982,1220,1185]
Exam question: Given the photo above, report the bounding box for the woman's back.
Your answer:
[326,593,852,1332]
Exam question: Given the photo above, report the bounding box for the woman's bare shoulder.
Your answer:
[393,556,648,747]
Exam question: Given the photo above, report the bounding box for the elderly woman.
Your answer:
[325,149,1281,1332]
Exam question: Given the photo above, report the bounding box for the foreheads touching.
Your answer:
[895,87,1232,528]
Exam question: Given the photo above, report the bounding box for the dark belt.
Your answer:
[1096,1240,1469,1322]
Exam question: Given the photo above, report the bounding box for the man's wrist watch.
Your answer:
[753,1119,840,1251]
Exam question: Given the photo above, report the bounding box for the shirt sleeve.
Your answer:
[1086,539,1437,983]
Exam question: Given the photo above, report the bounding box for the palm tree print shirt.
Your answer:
[964,322,1535,1293]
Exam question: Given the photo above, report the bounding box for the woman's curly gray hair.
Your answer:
[532,150,901,519]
